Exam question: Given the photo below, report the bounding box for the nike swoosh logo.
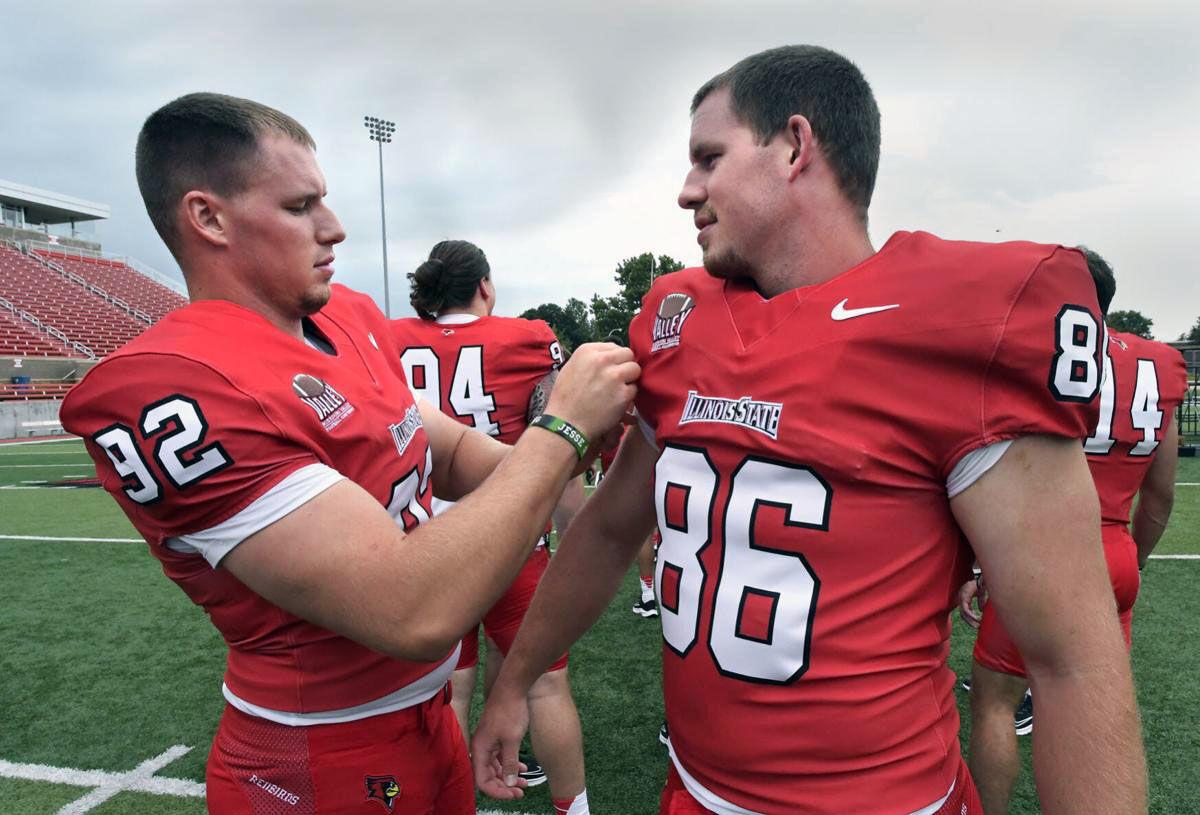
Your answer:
[831,298,900,320]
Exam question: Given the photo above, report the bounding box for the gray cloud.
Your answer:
[2,0,1196,335]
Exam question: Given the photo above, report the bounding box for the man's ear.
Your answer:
[785,114,815,182]
[181,190,230,248]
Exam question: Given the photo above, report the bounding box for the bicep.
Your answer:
[951,434,1111,669]
[221,479,433,657]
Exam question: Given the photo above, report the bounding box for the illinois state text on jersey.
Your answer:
[629,231,1102,815]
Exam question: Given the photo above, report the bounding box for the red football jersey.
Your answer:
[61,285,447,715]
[629,232,1102,815]
[389,315,561,445]
[1085,329,1188,526]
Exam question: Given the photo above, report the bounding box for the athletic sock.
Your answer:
[640,575,654,600]
[553,789,589,815]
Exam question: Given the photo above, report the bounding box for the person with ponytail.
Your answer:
[393,240,591,815]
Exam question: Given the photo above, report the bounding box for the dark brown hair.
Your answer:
[408,240,491,320]
[693,45,881,221]
[135,92,315,258]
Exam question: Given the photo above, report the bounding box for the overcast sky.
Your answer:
[2,0,1197,338]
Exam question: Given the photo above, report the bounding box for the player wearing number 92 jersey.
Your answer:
[629,231,1102,815]
[60,285,451,716]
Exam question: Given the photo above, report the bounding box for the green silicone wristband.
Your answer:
[530,414,589,460]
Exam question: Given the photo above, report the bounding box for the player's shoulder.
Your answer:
[1112,330,1189,381]
[389,315,438,342]
[481,315,558,343]
[61,302,273,428]
[896,230,1077,285]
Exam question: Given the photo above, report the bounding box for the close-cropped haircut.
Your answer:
[135,92,315,258]
[692,45,881,220]
[408,240,491,320]
[1077,246,1116,316]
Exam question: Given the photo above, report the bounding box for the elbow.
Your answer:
[376,617,464,663]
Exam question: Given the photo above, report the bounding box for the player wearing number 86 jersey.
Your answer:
[631,233,1099,815]
[471,44,1140,815]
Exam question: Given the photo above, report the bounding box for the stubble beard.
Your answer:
[299,282,332,315]
[703,246,758,282]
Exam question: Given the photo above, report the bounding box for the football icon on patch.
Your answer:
[365,775,401,811]
[651,293,695,353]
[292,373,356,431]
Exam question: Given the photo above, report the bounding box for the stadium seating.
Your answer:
[0,379,74,401]
[0,309,74,357]
[34,249,187,321]
[0,243,148,357]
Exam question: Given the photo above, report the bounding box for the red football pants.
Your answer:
[974,524,1136,676]
[456,544,568,672]
[205,685,474,814]
[659,758,981,815]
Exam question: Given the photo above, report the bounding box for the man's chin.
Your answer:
[300,283,332,315]
[703,250,756,281]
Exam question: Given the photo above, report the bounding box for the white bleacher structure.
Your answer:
[0,179,186,407]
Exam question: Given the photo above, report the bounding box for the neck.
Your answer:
[755,209,875,298]
[439,294,490,318]
[184,271,304,339]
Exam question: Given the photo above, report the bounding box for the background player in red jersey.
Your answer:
[471,46,1144,814]
[391,239,589,815]
[59,93,637,815]
[962,248,1188,814]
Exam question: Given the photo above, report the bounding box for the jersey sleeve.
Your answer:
[61,354,321,546]
[534,320,564,370]
[942,246,1103,476]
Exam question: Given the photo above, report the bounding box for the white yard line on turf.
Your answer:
[0,751,536,815]
[0,746,204,813]
[0,535,142,543]
[0,465,94,472]
[0,438,81,447]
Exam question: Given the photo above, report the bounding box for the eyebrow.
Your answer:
[689,141,720,163]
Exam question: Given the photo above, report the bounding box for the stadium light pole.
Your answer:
[363,116,396,317]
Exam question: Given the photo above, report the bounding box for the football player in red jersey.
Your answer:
[58,93,638,815]
[472,46,1144,814]
[962,248,1187,813]
[391,239,590,815]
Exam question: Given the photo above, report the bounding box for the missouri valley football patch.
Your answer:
[292,373,355,431]
[651,293,695,353]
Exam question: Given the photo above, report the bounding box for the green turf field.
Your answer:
[1,439,1198,813]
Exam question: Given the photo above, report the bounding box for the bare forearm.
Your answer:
[416,429,578,639]
[1028,659,1146,813]
[1132,496,1172,565]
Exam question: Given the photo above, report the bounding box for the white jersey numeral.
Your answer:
[1084,345,1165,457]
[655,445,831,685]
[399,345,499,436]
[386,445,434,529]
[1050,306,1102,402]
[91,396,231,505]
[448,346,499,436]
[400,347,440,407]
[1129,359,1163,456]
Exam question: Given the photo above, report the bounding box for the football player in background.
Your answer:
[472,45,1145,814]
[391,239,589,815]
[60,93,636,815]
[961,247,1187,814]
